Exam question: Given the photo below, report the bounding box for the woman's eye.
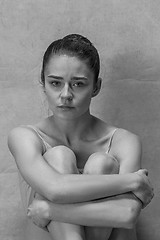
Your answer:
[72,82,85,87]
[51,81,61,87]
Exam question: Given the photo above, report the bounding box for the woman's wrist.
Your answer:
[129,169,154,208]
[125,172,140,193]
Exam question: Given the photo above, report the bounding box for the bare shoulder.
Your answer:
[8,126,43,157]
[8,126,59,200]
[111,128,142,165]
[115,128,141,145]
[93,116,141,148]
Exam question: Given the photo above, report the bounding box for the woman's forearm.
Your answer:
[47,193,141,229]
[50,173,137,204]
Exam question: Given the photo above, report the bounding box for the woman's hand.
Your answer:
[133,169,154,208]
[27,198,51,229]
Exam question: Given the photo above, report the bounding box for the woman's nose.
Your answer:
[60,84,73,102]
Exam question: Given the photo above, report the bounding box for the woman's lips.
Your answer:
[58,105,74,110]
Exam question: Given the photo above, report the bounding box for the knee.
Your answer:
[43,145,78,174]
[83,152,119,175]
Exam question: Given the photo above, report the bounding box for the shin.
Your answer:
[83,152,119,240]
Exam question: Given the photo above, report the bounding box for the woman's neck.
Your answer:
[49,111,95,144]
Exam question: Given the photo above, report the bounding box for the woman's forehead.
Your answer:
[45,54,94,77]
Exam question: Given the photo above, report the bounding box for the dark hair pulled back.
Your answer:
[40,34,100,86]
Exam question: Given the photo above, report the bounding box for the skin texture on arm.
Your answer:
[8,127,143,204]
[108,129,143,239]
[111,130,143,205]
[28,192,140,229]
[26,129,153,231]
[112,130,153,207]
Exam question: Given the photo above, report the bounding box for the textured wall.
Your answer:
[1,0,160,239]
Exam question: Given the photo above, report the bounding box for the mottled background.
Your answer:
[1,0,160,239]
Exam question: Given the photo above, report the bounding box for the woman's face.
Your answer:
[44,54,100,120]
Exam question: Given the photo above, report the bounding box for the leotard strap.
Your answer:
[24,125,52,153]
[107,128,118,153]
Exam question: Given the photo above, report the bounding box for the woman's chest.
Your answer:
[45,136,111,168]
[41,129,113,169]
[70,138,110,169]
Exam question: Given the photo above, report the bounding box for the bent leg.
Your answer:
[83,152,119,240]
[36,145,85,240]
[83,152,137,240]
[84,152,119,175]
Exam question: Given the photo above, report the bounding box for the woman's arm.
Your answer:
[28,193,140,229]
[112,129,153,207]
[27,129,153,230]
[8,127,149,204]
[107,129,144,238]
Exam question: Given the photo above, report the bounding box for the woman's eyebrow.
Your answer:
[72,76,88,81]
[47,75,63,80]
[47,75,88,81]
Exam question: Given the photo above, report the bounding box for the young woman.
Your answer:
[8,34,153,240]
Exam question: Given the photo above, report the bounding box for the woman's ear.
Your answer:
[92,77,102,97]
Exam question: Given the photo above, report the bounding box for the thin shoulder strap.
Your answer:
[25,125,51,152]
[107,128,118,153]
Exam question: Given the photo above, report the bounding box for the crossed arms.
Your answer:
[8,127,154,229]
